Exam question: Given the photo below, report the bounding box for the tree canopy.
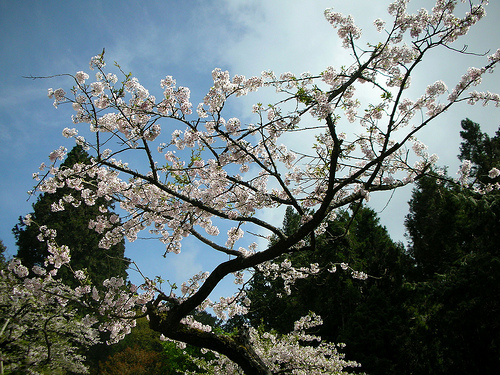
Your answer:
[4,1,500,373]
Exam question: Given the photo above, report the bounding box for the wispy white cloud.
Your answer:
[214,1,500,241]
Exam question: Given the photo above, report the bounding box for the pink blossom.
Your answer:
[488,48,500,63]
[75,71,89,84]
[48,146,67,162]
[62,127,78,138]
[374,18,386,32]
[488,167,500,179]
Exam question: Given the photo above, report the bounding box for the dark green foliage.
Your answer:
[247,205,412,374]
[406,119,500,281]
[405,253,500,374]
[282,206,301,237]
[404,175,463,280]
[91,316,211,375]
[403,120,500,374]
[160,340,213,374]
[97,345,164,375]
[12,145,128,288]
[87,317,164,373]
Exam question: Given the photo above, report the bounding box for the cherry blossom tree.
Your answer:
[0,245,100,374]
[17,0,500,373]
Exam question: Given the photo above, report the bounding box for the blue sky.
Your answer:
[1,0,499,293]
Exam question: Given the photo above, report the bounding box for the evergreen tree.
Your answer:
[404,175,463,280]
[406,119,500,280]
[403,120,500,374]
[12,145,129,288]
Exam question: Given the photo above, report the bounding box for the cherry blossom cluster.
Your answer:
[257,259,320,296]
[324,9,362,48]
[256,258,368,297]
[180,315,213,333]
[467,90,500,107]
[209,292,251,321]
[2,219,155,367]
[176,271,210,298]
[159,269,250,321]
[489,168,500,179]
[457,159,473,187]
[1,254,99,373]
[328,262,369,280]
[385,0,488,44]
[455,160,500,193]
[185,313,361,374]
